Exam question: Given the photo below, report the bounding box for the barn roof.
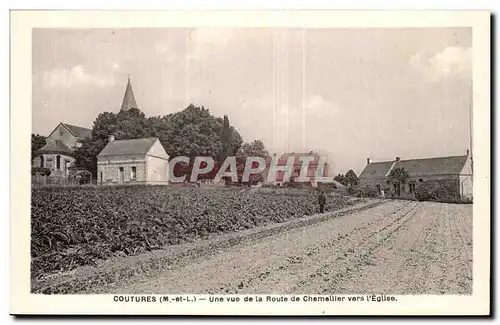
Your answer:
[62,123,92,139]
[394,155,469,176]
[358,161,395,179]
[98,137,158,156]
[359,155,469,179]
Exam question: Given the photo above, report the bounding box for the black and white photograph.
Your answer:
[10,10,491,316]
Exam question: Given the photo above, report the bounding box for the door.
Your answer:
[393,183,401,196]
[119,167,124,183]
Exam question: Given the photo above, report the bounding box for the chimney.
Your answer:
[108,135,115,142]
[466,149,470,156]
[396,157,400,162]
[367,158,371,165]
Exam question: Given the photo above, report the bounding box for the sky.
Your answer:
[32,27,472,175]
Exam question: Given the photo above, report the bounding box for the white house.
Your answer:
[97,136,169,185]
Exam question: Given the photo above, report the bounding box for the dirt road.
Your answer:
[92,200,472,295]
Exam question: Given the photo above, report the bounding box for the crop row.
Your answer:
[31,186,355,277]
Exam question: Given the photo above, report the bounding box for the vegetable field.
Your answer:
[31,186,355,278]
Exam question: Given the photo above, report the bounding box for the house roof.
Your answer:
[120,76,138,112]
[394,155,469,176]
[359,155,469,179]
[62,123,92,139]
[98,137,158,156]
[37,139,73,155]
[358,161,395,179]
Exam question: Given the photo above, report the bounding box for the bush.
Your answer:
[415,181,437,201]
[347,185,361,197]
[415,180,461,202]
[361,185,379,198]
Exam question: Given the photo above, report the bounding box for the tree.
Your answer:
[388,167,409,185]
[334,173,345,185]
[31,134,46,160]
[344,169,359,186]
[160,104,242,160]
[74,108,151,176]
[236,140,269,159]
[235,140,270,185]
[388,167,409,196]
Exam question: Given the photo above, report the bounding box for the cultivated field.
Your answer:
[31,186,358,279]
[87,200,473,295]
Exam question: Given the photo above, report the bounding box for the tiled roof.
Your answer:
[359,161,395,179]
[394,155,469,177]
[62,123,92,139]
[359,155,469,179]
[98,137,158,156]
[37,139,73,154]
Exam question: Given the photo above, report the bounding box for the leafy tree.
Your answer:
[234,140,270,185]
[31,134,46,159]
[344,169,359,186]
[388,167,409,185]
[334,173,345,185]
[74,108,152,176]
[236,140,269,159]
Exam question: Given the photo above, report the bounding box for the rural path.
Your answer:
[92,200,473,295]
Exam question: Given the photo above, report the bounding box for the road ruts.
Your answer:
[318,202,473,295]
[88,200,472,295]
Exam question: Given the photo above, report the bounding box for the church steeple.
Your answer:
[120,74,138,112]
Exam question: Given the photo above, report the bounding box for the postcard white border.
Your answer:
[10,10,491,315]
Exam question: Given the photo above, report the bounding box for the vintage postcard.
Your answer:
[10,10,490,316]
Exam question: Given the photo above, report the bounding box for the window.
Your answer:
[56,155,61,169]
[40,155,44,168]
[100,171,103,183]
[46,156,53,168]
[409,183,416,194]
[130,166,137,180]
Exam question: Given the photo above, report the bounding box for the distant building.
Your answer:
[32,122,92,180]
[97,136,169,185]
[32,75,139,183]
[358,151,473,199]
[120,75,138,112]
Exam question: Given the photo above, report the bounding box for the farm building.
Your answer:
[97,136,169,185]
[32,122,92,182]
[358,150,473,199]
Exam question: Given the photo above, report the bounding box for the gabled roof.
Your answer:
[359,161,395,179]
[359,155,469,179]
[37,139,73,155]
[62,123,92,139]
[120,76,138,112]
[394,155,469,176]
[98,137,158,156]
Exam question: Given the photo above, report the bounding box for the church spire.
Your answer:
[120,74,138,112]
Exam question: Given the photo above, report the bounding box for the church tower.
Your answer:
[120,75,138,112]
